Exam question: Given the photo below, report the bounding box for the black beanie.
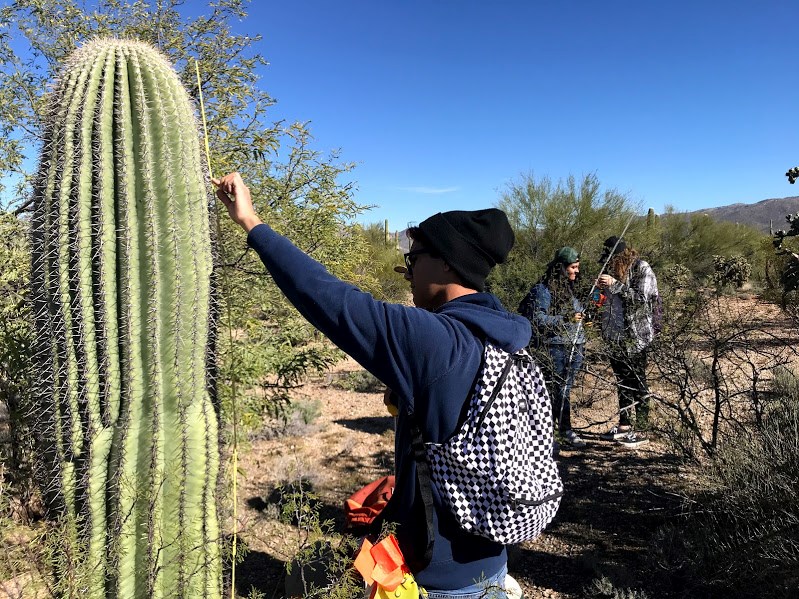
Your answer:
[598,236,627,263]
[417,208,514,291]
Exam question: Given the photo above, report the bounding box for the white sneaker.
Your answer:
[504,573,524,599]
[599,424,631,441]
[563,430,586,448]
[616,430,649,448]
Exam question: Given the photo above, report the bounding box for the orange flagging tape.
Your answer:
[354,535,409,591]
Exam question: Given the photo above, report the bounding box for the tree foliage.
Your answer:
[491,172,771,311]
[0,212,33,501]
[356,221,409,303]
[490,172,639,310]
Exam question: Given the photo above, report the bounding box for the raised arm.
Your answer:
[212,173,464,404]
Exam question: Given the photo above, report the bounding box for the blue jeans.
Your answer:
[543,344,584,433]
[423,563,510,598]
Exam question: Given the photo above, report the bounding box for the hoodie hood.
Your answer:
[436,293,531,352]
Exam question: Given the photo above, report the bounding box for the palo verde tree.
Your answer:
[491,171,639,310]
[30,38,221,598]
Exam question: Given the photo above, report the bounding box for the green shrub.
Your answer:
[355,222,408,303]
[276,477,363,599]
[492,172,638,311]
[331,369,384,393]
[0,212,34,506]
[220,323,340,437]
[584,577,650,599]
[658,212,766,282]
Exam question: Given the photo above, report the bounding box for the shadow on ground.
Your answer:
[513,442,685,598]
[334,415,395,435]
[235,549,286,598]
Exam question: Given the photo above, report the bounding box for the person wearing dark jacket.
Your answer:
[519,247,587,448]
[213,172,529,597]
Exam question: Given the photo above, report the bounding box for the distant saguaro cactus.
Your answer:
[29,39,220,598]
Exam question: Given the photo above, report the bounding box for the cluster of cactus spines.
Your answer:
[30,38,221,598]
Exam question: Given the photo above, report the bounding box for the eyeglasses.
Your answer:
[403,249,430,275]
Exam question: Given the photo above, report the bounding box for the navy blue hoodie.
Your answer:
[247,223,532,589]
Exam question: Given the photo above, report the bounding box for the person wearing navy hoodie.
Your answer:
[213,172,530,598]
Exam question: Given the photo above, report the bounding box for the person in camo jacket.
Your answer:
[595,236,659,449]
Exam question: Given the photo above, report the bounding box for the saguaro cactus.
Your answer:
[30,39,220,598]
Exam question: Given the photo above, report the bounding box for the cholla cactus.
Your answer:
[711,255,752,289]
[29,39,220,598]
[773,213,799,293]
[660,263,693,290]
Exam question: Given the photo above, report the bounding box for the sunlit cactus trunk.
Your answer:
[29,38,221,598]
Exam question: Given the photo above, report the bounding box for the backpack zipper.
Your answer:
[511,488,564,508]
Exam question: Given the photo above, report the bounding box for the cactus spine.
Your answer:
[30,39,220,598]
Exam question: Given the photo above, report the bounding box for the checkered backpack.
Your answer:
[410,342,563,549]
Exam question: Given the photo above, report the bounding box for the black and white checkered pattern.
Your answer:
[426,343,563,544]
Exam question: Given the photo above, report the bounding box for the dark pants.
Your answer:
[541,343,584,433]
[608,350,650,429]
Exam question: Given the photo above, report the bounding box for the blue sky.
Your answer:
[233,0,798,229]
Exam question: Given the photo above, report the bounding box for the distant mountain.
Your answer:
[685,196,799,234]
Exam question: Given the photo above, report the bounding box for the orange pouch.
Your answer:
[344,475,395,530]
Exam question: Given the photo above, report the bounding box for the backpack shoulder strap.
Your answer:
[407,414,435,571]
